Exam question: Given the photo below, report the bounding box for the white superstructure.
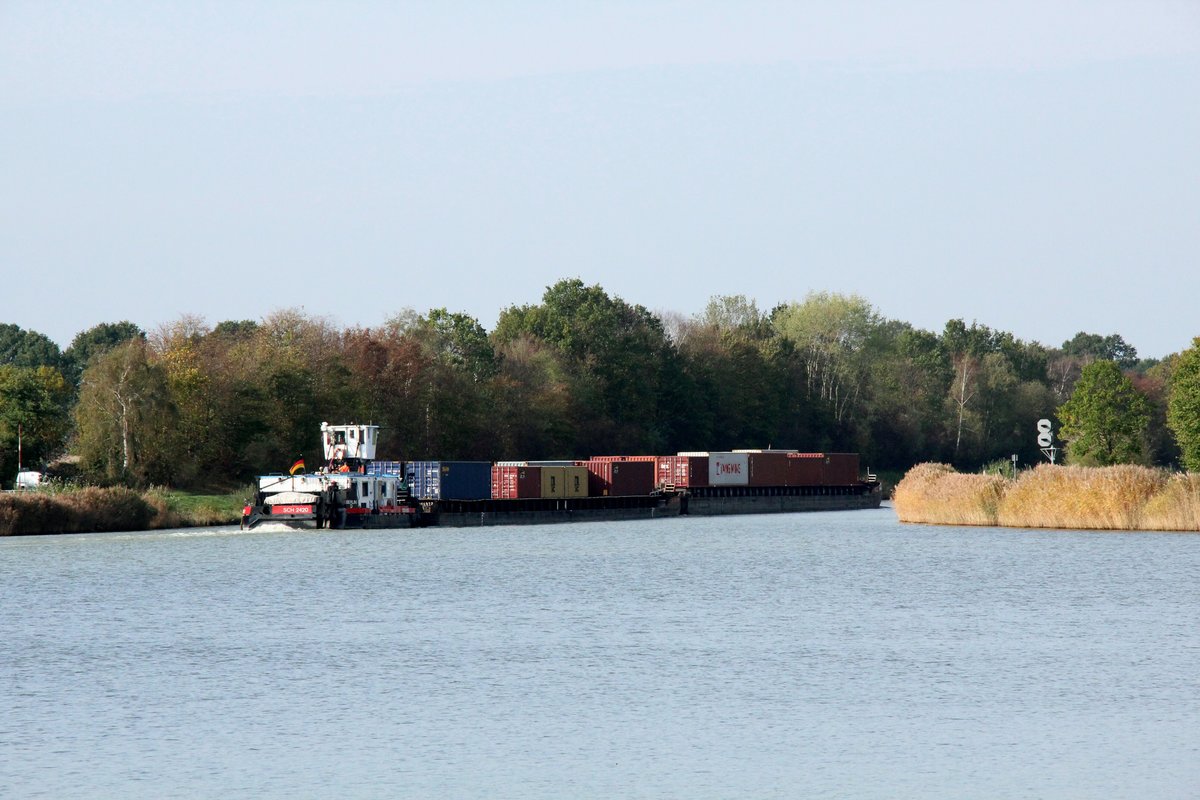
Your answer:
[321,422,379,462]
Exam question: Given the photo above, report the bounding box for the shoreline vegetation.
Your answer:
[893,463,1200,532]
[0,487,245,536]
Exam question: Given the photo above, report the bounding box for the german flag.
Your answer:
[289,458,305,475]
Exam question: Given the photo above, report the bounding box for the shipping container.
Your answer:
[590,455,657,462]
[655,455,709,489]
[785,453,825,486]
[784,453,861,485]
[526,460,579,467]
[747,452,789,487]
[823,453,861,485]
[366,460,405,476]
[538,465,590,498]
[405,461,492,500]
[585,459,655,496]
[564,465,588,497]
[491,465,542,499]
[708,452,749,486]
[541,467,564,498]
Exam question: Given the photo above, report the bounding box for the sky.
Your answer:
[2,1,1198,358]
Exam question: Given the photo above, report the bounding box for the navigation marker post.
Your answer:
[1037,418,1057,464]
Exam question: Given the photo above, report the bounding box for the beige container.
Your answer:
[563,465,588,497]
[540,467,565,498]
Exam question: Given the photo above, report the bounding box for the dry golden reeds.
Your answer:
[895,462,1200,532]
[997,464,1164,530]
[893,462,1008,526]
[1139,473,1200,531]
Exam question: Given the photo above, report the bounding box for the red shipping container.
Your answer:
[585,459,655,496]
[491,465,543,499]
[747,452,789,487]
[590,455,657,462]
[786,453,826,486]
[655,456,709,489]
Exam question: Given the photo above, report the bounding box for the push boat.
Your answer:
[241,423,883,531]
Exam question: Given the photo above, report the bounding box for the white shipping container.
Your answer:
[708,452,749,486]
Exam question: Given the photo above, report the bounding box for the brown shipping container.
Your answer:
[747,452,789,487]
[655,455,709,488]
[786,454,825,486]
[492,465,542,499]
[586,459,655,496]
[824,453,860,485]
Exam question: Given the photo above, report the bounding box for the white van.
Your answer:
[15,471,43,490]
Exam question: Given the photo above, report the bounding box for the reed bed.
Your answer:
[0,486,184,536]
[892,463,1008,526]
[1139,473,1200,532]
[895,462,1200,531]
[997,464,1164,530]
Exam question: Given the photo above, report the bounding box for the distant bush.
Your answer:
[894,462,1199,531]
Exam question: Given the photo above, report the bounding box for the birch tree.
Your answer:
[74,340,175,484]
[772,292,880,425]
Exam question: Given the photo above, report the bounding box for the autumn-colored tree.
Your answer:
[74,340,177,485]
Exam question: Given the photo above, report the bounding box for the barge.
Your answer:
[241,423,882,531]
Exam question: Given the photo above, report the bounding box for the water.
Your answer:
[3,507,1199,799]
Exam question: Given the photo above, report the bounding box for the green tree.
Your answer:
[772,292,881,425]
[495,279,678,454]
[0,365,73,483]
[419,308,499,382]
[699,294,770,338]
[1058,360,1151,466]
[0,324,63,370]
[63,321,144,383]
[1167,337,1200,471]
[1061,331,1139,369]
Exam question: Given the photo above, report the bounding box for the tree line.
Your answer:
[3,279,1199,489]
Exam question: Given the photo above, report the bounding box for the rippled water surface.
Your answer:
[3,507,1199,798]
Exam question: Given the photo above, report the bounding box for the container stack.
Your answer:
[406,461,492,500]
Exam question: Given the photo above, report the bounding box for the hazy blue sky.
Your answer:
[3,1,1198,357]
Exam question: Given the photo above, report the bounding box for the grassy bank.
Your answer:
[894,463,1200,531]
[0,486,248,536]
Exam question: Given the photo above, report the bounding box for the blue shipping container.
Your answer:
[405,461,492,500]
[366,460,405,476]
